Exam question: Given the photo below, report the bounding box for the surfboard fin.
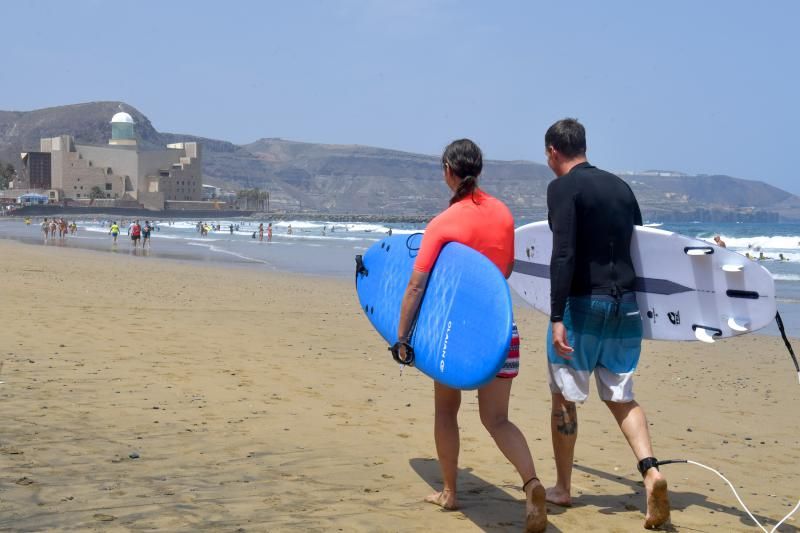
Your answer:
[727,317,750,332]
[694,327,716,343]
[722,264,744,272]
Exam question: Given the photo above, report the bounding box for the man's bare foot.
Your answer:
[644,471,670,529]
[525,480,548,533]
[545,485,572,507]
[425,489,458,510]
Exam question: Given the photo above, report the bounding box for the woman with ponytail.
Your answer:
[395,139,547,532]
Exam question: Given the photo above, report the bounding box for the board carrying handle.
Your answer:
[684,246,714,256]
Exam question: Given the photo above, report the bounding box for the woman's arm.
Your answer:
[395,270,429,361]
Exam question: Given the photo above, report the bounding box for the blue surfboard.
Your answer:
[355,234,513,390]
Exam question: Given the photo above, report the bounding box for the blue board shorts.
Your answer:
[547,293,642,403]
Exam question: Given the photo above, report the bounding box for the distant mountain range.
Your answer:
[1,101,798,221]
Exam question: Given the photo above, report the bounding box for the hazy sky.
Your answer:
[3,1,798,192]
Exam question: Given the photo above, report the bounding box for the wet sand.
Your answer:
[1,239,798,532]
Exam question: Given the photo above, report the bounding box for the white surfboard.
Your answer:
[508,221,777,342]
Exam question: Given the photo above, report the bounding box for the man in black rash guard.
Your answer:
[543,118,670,530]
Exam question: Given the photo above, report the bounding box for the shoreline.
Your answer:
[1,221,797,339]
[1,239,798,531]
[3,207,437,224]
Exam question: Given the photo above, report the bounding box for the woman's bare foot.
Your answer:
[643,471,670,529]
[425,489,458,510]
[525,480,548,533]
[545,485,572,507]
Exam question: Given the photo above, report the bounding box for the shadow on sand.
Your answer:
[572,463,798,532]
[410,457,563,532]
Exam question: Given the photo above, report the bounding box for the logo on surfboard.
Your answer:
[439,320,452,372]
[668,311,681,325]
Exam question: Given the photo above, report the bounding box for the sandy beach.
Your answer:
[1,239,798,532]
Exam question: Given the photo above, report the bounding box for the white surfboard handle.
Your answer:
[727,317,750,332]
[685,246,714,256]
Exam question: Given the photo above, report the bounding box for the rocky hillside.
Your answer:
[1,101,797,220]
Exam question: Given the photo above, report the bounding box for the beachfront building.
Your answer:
[13,112,202,210]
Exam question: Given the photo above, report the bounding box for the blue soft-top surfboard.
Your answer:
[355,234,513,390]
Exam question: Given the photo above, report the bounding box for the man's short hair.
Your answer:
[545,118,586,158]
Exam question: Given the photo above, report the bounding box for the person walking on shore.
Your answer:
[130,220,141,248]
[543,118,669,529]
[267,222,273,242]
[259,223,264,241]
[109,221,120,244]
[395,139,547,532]
[142,221,152,247]
[41,218,49,241]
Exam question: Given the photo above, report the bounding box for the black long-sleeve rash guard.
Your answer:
[546,162,643,322]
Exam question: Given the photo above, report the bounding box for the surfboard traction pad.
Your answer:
[508,222,776,342]
[356,234,513,389]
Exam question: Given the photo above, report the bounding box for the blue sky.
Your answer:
[3,1,799,193]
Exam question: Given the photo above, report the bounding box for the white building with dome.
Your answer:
[16,110,203,210]
[109,112,137,146]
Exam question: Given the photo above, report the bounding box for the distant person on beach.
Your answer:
[229,224,234,235]
[395,139,546,532]
[387,228,393,236]
[130,220,141,248]
[713,235,726,248]
[287,224,293,235]
[779,253,787,261]
[49,219,57,239]
[267,223,273,242]
[41,218,49,241]
[259,223,264,241]
[70,221,77,235]
[142,221,152,247]
[109,222,120,244]
[543,118,669,529]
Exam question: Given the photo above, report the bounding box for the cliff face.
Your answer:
[1,101,797,220]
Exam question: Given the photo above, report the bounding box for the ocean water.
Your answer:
[2,217,799,339]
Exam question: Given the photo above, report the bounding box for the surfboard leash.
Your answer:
[775,311,800,385]
[652,459,799,532]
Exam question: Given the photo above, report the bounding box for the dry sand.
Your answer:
[0,239,798,532]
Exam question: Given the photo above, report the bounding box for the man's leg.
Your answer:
[425,381,461,510]
[478,378,546,532]
[604,400,670,529]
[546,392,578,506]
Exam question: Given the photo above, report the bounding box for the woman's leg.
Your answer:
[478,378,536,480]
[425,381,461,509]
[479,378,547,532]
